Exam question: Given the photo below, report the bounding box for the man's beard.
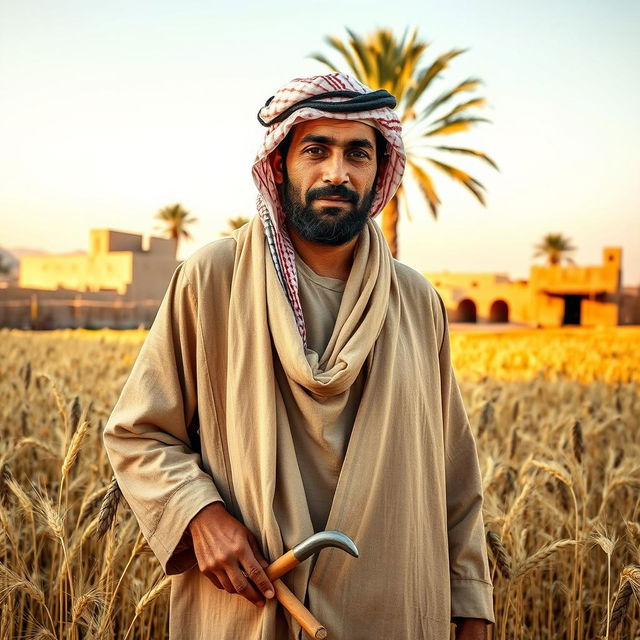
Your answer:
[282,179,376,246]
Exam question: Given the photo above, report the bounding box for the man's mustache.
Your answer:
[306,185,359,204]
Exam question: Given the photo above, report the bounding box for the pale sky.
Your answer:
[1,0,639,284]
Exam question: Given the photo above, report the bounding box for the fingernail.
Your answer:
[266,590,274,599]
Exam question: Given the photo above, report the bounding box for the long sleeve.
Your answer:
[103,262,223,575]
[438,296,495,623]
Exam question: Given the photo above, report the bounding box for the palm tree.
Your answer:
[220,216,249,237]
[310,27,498,257]
[533,233,576,266]
[153,203,198,258]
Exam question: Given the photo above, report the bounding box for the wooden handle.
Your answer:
[266,549,299,581]
[273,578,327,640]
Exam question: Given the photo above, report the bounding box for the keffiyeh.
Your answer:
[252,72,406,342]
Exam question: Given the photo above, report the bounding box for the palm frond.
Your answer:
[345,28,373,80]
[308,52,340,73]
[425,116,492,137]
[328,36,364,77]
[412,77,484,123]
[403,48,469,114]
[394,184,412,222]
[428,158,487,205]
[395,30,428,103]
[431,146,500,171]
[408,160,441,219]
[428,97,488,126]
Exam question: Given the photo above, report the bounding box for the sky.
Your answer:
[1,0,639,284]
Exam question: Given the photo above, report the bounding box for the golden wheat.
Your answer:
[0,326,639,639]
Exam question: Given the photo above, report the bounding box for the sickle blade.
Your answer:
[291,531,359,562]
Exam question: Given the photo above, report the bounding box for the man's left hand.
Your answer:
[455,618,488,640]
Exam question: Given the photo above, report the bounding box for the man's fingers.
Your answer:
[214,570,235,595]
[248,536,270,569]
[245,538,275,598]
[229,566,265,607]
[242,562,275,600]
[206,573,223,590]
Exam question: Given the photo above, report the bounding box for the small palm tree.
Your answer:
[153,203,198,258]
[220,216,249,237]
[533,233,576,266]
[311,27,498,257]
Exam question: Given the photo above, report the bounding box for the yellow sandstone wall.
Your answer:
[426,272,534,324]
[18,229,176,297]
[581,300,618,327]
[426,248,623,327]
[20,251,133,294]
[530,248,621,295]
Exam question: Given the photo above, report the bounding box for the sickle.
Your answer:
[266,530,359,581]
[264,531,359,639]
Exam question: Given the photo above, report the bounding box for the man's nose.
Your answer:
[322,153,349,185]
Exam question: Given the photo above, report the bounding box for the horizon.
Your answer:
[3,226,636,288]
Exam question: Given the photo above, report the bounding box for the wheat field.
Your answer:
[0,326,638,639]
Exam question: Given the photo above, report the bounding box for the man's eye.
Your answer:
[304,146,325,156]
[349,150,369,160]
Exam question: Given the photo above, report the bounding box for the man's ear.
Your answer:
[269,150,284,185]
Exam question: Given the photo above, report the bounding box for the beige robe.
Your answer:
[103,217,494,639]
[290,255,365,535]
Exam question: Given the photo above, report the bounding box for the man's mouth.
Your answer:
[315,197,350,203]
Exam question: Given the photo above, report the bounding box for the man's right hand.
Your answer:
[187,501,275,608]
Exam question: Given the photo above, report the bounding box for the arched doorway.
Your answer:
[457,299,477,323]
[489,300,509,323]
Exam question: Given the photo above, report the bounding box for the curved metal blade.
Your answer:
[291,531,359,562]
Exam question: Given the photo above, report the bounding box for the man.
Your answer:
[103,72,494,640]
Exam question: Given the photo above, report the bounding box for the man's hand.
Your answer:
[454,618,488,640]
[187,501,275,607]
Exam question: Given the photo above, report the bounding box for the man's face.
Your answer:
[272,118,379,246]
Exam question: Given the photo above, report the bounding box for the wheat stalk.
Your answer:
[97,477,121,539]
[69,395,82,431]
[0,561,46,607]
[0,463,13,508]
[78,485,109,525]
[13,437,60,460]
[61,421,90,480]
[121,576,171,640]
[571,419,583,464]
[486,530,512,579]
[514,539,576,579]
[607,578,632,635]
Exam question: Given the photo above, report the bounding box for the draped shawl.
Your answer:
[103,73,494,640]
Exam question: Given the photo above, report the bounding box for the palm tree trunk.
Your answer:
[381,197,399,258]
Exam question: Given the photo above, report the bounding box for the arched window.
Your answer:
[489,300,509,323]
[457,299,477,323]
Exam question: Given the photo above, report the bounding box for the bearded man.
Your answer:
[103,72,494,640]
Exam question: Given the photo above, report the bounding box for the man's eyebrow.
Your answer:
[299,134,374,149]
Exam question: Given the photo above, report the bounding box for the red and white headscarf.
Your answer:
[252,72,406,342]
